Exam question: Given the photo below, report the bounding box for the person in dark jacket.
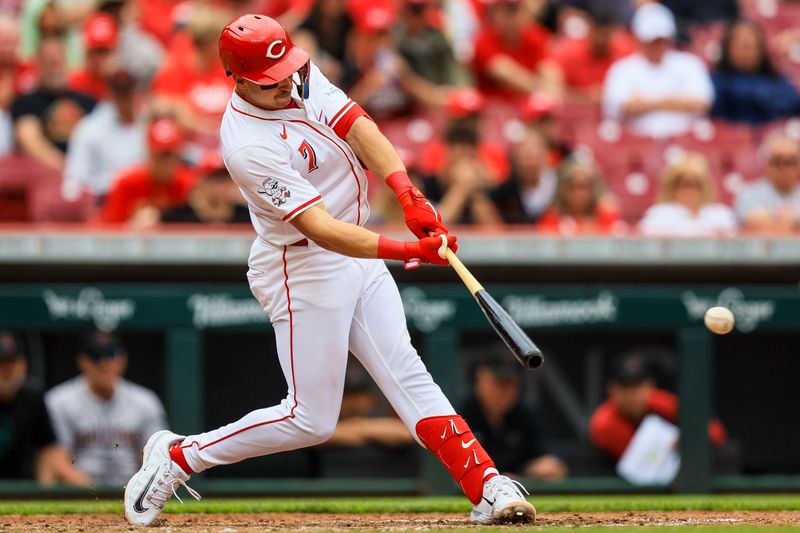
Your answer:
[460,353,567,480]
[711,19,800,124]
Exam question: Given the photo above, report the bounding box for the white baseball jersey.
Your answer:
[220,62,370,247]
[45,376,167,485]
[176,61,456,476]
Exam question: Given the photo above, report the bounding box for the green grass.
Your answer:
[0,494,798,515]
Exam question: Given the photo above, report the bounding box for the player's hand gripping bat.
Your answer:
[442,245,544,370]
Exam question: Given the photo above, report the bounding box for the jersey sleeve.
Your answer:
[308,62,369,139]
[226,144,323,222]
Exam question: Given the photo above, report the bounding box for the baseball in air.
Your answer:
[704,307,735,335]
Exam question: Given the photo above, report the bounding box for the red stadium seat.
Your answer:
[573,125,664,222]
[0,155,91,222]
[0,155,37,221]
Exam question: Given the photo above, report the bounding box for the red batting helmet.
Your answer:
[219,14,310,87]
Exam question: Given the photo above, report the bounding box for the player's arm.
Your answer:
[36,445,93,487]
[345,116,449,238]
[291,203,455,268]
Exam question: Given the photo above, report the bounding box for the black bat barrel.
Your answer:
[474,289,544,370]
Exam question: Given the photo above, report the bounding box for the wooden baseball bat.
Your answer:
[444,249,544,370]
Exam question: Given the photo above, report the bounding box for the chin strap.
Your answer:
[295,62,310,99]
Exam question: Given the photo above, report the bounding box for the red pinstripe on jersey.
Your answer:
[282,195,322,221]
[181,246,298,452]
[230,102,363,225]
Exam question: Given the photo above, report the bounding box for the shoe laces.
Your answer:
[486,475,529,501]
[148,464,201,509]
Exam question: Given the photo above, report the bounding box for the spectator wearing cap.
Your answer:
[100,117,195,226]
[422,121,503,225]
[589,353,727,461]
[45,331,167,486]
[471,0,562,102]
[0,331,90,485]
[151,5,234,138]
[538,155,622,235]
[640,151,737,237]
[63,67,145,202]
[552,5,635,103]
[419,88,509,183]
[294,0,354,83]
[735,133,800,233]
[10,36,95,172]
[602,3,713,139]
[490,126,557,224]
[97,0,165,86]
[460,353,567,481]
[711,19,800,125]
[161,149,250,224]
[395,0,461,86]
[67,13,119,101]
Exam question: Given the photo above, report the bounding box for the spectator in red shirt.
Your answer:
[419,88,509,183]
[589,353,727,461]
[101,117,195,226]
[68,13,118,101]
[552,5,635,103]
[471,0,562,102]
[537,155,622,235]
[151,5,233,139]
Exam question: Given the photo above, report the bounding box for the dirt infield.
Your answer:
[0,511,798,532]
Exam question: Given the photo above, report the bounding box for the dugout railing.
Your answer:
[0,230,798,496]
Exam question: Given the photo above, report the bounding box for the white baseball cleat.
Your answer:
[124,430,201,527]
[470,475,536,525]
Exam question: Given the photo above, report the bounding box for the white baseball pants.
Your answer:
[180,239,456,472]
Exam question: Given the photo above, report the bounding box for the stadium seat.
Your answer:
[573,126,663,222]
[0,155,38,222]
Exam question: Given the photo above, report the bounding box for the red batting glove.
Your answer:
[386,171,449,239]
[377,234,458,269]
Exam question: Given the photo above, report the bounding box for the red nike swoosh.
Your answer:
[280,125,287,140]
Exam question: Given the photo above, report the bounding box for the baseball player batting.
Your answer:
[124,14,535,527]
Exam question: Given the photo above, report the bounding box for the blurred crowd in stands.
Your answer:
[1,0,800,234]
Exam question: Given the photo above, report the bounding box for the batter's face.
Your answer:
[235,75,294,110]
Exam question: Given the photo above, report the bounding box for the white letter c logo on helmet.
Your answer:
[266,40,286,59]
